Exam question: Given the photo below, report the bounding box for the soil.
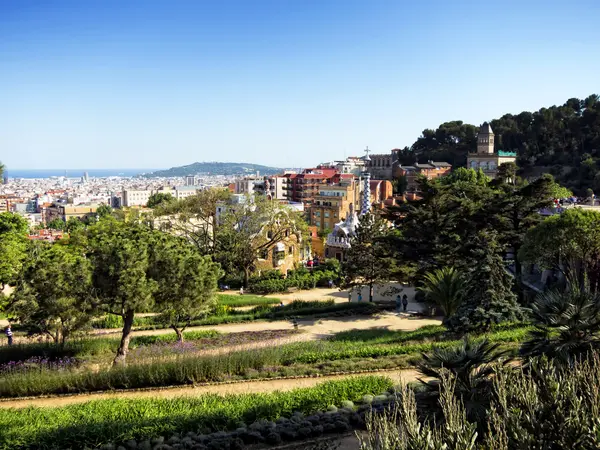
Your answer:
[0,368,421,409]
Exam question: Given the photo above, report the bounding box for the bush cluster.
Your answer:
[0,376,393,449]
[248,260,342,294]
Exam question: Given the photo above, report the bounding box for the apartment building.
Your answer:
[45,204,100,222]
[399,161,452,192]
[123,189,153,207]
[309,175,360,233]
[282,167,339,206]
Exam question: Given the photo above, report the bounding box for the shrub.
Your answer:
[249,278,290,294]
[0,376,393,449]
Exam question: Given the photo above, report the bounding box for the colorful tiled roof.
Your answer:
[498,150,517,157]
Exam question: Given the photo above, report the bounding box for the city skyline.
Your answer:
[1,0,599,170]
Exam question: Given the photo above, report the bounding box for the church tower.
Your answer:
[477,122,495,154]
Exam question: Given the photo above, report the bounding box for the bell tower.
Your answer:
[477,122,495,154]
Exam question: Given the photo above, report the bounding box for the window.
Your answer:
[315,211,320,217]
[260,249,269,260]
[334,212,338,218]
[324,211,330,218]
[316,221,320,227]
[289,246,294,254]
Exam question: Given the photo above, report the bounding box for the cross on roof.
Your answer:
[364,146,371,156]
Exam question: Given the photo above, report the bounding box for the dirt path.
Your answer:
[94,313,441,340]
[0,368,421,409]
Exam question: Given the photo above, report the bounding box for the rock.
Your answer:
[151,437,165,446]
[138,441,152,450]
[341,400,355,409]
[362,395,374,404]
[327,405,338,412]
[126,440,138,449]
[265,432,282,445]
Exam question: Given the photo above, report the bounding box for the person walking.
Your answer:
[5,325,13,346]
[348,291,352,303]
[239,286,244,295]
[396,294,402,313]
[402,294,409,312]
[358,292,363,303]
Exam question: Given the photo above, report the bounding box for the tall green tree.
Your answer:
[0,213,29,290]
[81,218,159,364]
[8,245,94,343]
[342,212,397,302]
[519,208,600,292]
[447,232,523,332]
[147,192,175,209]
[150,235,222,341]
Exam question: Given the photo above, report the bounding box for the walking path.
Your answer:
[94,313,441,340]
[0,368,421,409]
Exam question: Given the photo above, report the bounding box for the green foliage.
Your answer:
[520,286,600,366]
[0,231,28,289]
[146,192,174,208]
[396,95,600,195]
[96,204,113,218]
[65,216,86,233]
[150,233,222,340]
[7,245,94,343]
[418,267,469,320]
[216,294,279,307]
[342,212,398,301]
[0,376,392,449]
[418,337,507,422]
[447,232,523,332]
[46,218,66,231]
[0,211,29,235]
[519,208,600,291]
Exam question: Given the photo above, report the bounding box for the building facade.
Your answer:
[400,161,452,192]
[282,168,339,206]
[309,175,360,233]
[467,123,517,177]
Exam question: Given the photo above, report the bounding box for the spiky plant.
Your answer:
[520,286,600,366]
[417,337,506,422]
[418,267,470,322]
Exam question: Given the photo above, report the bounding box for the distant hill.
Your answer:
[145,162,284,178]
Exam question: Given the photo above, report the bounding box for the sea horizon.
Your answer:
[5,168,161,179]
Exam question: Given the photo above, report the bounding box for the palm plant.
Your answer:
[418,267,469,322]
[520,286,600,366]
[417,337,507,422]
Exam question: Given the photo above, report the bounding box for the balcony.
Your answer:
[326,235,351,248]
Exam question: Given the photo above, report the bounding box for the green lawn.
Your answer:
[216,293,280,307]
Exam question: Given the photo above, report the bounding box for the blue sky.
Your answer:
[1,0,599,170]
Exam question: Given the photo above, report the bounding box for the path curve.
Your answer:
[0,368,421,409]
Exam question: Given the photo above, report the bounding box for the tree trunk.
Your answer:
[171,325,184,342]
[244,267,250,288]
[369,283,374,302]
[113,310,135,366]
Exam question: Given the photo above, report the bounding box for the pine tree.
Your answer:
[447,231,523,332]
[342,213,396,302]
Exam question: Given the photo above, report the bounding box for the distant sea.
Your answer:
[6,169,159,179]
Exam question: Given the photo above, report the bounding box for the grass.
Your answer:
[217,294,280,307]
[91,300,382,330]
[0,325,532,398]
[0,376,393,449]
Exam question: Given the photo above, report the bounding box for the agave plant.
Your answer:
[520,286,600,366]
[418,267,469,322]
[417,337,506,422]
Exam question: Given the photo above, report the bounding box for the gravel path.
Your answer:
[94,313,441,341]
[0,368,421,409]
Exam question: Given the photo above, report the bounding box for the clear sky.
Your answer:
[1,0,599,170]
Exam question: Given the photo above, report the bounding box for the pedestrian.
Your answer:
[348,291,352,302]
[239,286,244,295]
[5,325,13,346]
[358,292,363,303]
[396,294,402,313]
[402,294,409,312]
[328,279,333,289]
